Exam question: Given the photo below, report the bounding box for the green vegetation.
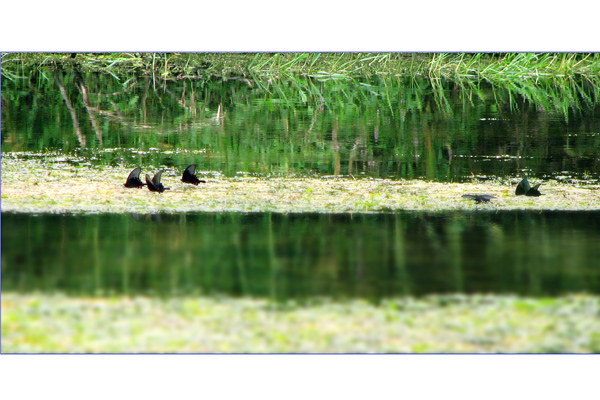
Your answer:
[3,53,599,354]
[3,292,599,353]
[3,52,599,80]
[2,157,599,214]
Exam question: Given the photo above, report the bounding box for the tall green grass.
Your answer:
[4,52,599,80]
[3,52,599,123]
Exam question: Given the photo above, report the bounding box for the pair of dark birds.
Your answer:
[462,176,542,204]
[124,164,206,193]
[514,175,542,197]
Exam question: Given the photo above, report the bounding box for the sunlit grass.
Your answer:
[3,52,599,80]
[3,292,599,353]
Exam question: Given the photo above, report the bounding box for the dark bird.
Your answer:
[462,194,496,204]
[124,167,146,188]
[146,171,170,193]
[181,164,206,185]
[515,176,542,196]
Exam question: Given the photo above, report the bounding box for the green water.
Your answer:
[2,66,599,182]
[3,63,600,301]
[3,211,600,299]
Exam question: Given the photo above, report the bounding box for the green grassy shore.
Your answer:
[3,52,600,81]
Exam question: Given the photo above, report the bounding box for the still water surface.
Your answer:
[3,211,600,300]
[2,68,599,182]
[3,64,600,302]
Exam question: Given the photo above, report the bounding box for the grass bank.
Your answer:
[2,156,599,214]
[3,52,599,81]
[2,292,599,353]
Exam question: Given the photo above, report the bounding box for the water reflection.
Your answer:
[3,211,600,299]
[2,67,599,182]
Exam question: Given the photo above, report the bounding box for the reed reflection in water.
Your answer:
[3,68,600,182]
[2,211,600,300]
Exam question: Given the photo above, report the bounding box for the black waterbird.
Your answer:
[146,171,171,193]
[181,164,206,185]
[462,194,496,204]
[124,167,146,188]
[515,176,542,196]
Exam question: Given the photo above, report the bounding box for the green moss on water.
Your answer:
[2,157,599,214]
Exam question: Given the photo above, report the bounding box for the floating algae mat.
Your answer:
[2,157,600,214]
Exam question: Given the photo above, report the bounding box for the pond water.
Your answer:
[3,64,600,302]
[2,66,600,183]
[3,211,600,300]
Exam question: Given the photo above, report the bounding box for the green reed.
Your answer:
[4,52,600,78]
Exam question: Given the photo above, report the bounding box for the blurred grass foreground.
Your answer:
[2,293,600,353]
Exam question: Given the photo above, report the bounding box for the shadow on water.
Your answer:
[2,211,600,300]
